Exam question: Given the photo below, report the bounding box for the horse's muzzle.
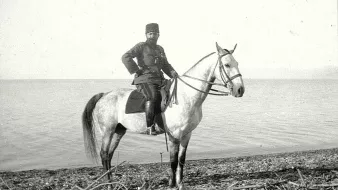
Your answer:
[234,86,245,97]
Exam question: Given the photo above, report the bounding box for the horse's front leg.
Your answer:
[169,140,179,188]
[176,132,191,189]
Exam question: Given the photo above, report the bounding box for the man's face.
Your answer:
[146,32,159,44]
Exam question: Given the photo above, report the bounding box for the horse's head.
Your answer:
[214,42,245,97]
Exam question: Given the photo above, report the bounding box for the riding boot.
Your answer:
[155,114,166,132]
[145,101,157,135]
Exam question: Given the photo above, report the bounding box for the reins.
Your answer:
[166,51,230,109]
[173,51,236,96]
[167,77,179,106]
[177,76,229,96]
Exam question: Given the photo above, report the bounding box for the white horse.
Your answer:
[82,43,245,189]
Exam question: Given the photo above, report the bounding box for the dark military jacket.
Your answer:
[122,42,176,85]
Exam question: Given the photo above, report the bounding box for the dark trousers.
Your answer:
[137,83,161,103]
[137,83,162,128]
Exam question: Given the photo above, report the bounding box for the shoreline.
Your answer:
[1,147,338,189]
[2,142,337,172]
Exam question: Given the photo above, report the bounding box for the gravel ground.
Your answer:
[1,148,338,190]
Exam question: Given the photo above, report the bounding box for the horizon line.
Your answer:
[1,78,338,81]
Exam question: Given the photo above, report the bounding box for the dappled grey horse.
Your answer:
[82,43,245,189]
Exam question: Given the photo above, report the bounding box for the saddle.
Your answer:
[125,79,174,114]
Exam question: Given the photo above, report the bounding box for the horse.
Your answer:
[82,42,245,189]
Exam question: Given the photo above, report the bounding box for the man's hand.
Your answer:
[171,70,179,78]
[136,69,143,76]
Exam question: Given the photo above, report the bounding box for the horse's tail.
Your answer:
[82,92,104,162]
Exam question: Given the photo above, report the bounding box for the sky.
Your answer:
[0,0,337,79]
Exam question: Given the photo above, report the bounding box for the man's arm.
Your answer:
[158,46,177,78]
[121,43,143,74]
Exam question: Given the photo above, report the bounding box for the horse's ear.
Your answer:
[229,44,237,54]
[216,42,225,54]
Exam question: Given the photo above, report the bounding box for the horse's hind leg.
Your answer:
[107,123,126,168]
[100,125,115,180]
[100,123,126,181]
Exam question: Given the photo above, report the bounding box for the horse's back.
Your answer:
[93,88,133,130]
[100,87,132,102]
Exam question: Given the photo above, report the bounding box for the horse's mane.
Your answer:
[184,52,216,75]
[184,49,230,75]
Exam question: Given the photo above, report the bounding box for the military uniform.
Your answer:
[122,42,176,85]
[121,23,177,135]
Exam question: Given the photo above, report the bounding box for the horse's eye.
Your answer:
[224,64,230,68]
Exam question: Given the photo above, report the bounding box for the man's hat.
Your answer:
[145,23,159,34]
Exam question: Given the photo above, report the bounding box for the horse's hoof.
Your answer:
[178,183,186,190]
[168,180,175,188]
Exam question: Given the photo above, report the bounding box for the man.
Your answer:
[122,23,178,135]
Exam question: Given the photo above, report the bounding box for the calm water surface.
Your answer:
[0,79,337,171]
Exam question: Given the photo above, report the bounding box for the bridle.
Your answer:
[177,50,242,96]
[217,50,242,91]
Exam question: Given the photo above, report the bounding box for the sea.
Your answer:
[1,79,338,171]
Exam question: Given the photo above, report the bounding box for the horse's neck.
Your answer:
[179,54,217,107]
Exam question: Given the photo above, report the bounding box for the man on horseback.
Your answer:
[122,23,178,135]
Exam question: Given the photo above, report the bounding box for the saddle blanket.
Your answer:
[125,90,146,114]
[125,79,174,114]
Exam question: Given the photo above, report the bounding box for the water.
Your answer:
[1,79,338,171]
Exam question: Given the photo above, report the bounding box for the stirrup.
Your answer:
[147,126,158,136]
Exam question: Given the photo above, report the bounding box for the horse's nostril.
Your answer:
[238,86,244,95]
